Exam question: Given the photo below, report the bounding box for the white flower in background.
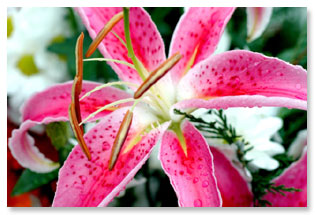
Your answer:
[288,129,307,160]
[193,107,284,172]
[7,8,71,124]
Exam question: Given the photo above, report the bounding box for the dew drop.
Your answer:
[197,164,203,170]
[202,172,209,176]
[79,194,87,200]
[202,180,209,188]
[193,177,199,184]
[296,84,301,89]
[194,199,202,207]
[102,142,110,151]
[234,77,240,84]
[79,175,87,184]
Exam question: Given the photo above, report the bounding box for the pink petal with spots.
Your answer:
[263,148,307,207]
[76,7,166,85]
[169,7,235,83]
[210,147,253,207]
[8,81,131,173]
[247,7,273,42]
[53,107,170,207]
[159,120,222,207]
[176,50,307,110]
[173,95,307,113]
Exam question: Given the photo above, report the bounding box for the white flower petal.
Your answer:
[246,151,279,171]
[288,129,307,159]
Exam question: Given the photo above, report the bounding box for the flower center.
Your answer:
[7,16,13,38]
[17,54,40,76]
[70,8,183,169]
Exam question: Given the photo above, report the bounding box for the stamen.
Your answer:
[134,52,182,99]
[69,32,91,160]
[79,98,135,125]
[80,81,139,101]
[83,58,135,70]
[108,110,133,170]
[85,11,124,58]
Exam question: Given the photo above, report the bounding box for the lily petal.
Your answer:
[175,50,307,111]
[169,7,235,83]
[210,147,253,207]
[53,107,170,207]
[9,81,131,173]
[76,7,166,84]
[247,7,273,42]
[159,120,222,207]
[262,148,307,207]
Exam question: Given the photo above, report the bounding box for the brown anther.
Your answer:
[85,11,124,58]
[69,32,91,160]
[134,52,182,99]
[108,110,133,170]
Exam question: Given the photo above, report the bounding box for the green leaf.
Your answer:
[46,122,69,150]
[58,143,74,165]
[47,32,118,82]
[11,169,58,196]
[278,108,307,149]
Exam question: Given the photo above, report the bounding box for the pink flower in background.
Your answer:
[9,7,307,207]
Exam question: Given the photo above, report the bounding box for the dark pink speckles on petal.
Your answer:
[160,120,222,207]
[52,108,170,207]
[8,81,131,173]
[76,7,166,85]
[168,7,235,83]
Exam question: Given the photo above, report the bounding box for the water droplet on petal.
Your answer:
[194,199,202,207]
[202,171,209,176]
[296,84,301,89]
[79,175,87,184]
[79,194,87,200]
[202,180,209,188]
[193,177,199,184]
[234,77,240,84]
[102,142,110,151]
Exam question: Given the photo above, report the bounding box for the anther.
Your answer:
[85,12,124,58]
[69,32,91,160]
[108,110,133,170]
[134,52,182,99]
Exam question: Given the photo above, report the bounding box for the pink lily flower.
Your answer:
[8,7,307,207]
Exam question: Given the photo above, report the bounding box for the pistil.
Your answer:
[123,7,148,81]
